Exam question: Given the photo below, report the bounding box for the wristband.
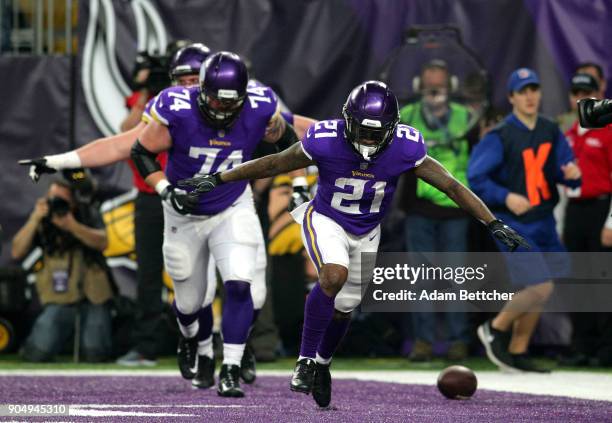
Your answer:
[45,152,82,170]
[155,179,171,195]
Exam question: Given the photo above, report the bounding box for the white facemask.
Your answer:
[352,142,378,160]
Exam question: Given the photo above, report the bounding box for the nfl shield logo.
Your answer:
[360,162,369,170]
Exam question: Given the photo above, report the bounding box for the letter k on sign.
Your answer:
[522,142,551,206]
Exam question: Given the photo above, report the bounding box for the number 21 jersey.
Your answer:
[301,119,427,236]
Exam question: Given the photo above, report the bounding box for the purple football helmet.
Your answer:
[198,51,249,129]
[342,80,400,159]
[169,43,211,81]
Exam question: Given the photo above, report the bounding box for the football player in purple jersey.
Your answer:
[18,43,225,384]
[129,51,305,397]
[180,80,528,407]
[20,45,313,392]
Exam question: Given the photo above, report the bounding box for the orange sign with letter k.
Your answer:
[522,142,552,206]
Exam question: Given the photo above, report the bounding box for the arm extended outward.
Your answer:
[179,142,314,194]
[414,156,529,251]
[415,156,496,224]
[19,122,147,182]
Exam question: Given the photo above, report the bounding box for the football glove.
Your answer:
[288,184,310,212]
[487,219,530,252]
[18,157,57,182]
[177,173,223,194]
[161,185,199,215]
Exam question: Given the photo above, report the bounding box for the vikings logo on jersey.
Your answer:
[151,84,279,215]
[301,119,426,235]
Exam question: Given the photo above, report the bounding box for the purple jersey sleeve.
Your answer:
[248,78,292,115]
[151,86,194,127]
[300,119,341,161]
[395,124,427,171]
[244,84,279,127]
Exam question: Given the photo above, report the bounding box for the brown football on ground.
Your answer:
[437,365,477,399]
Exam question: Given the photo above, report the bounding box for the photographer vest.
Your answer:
[36,249,112,306]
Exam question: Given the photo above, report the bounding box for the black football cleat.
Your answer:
[289,358,316,394]
[177,335,198,380]
[217,364,245,398]
[511,353,551,373]
[477,320,518,373]
[192,355,215,389]
[240,344,256,384]
[312,362,332,408]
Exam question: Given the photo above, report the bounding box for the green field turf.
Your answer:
[1,354,610,373]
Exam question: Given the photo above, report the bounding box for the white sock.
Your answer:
[223,343,245,367]
[198,336,213,359]
[315,352,332,365]
[177,319,199,339]
[298,355,315,362]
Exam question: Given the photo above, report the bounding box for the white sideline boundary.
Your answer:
[0,369,611,402]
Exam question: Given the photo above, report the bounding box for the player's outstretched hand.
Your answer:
[18,158,57,182]
[288,185,310,212]
[487,219,530,252]
[161,185,199,215]
[177,173,223,194]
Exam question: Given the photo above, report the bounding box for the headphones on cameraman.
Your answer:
[412,59,459,94]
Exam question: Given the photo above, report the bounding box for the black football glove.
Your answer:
[488,219,530,252]
[161,185,199,215]
[177,173,223,194]
[288,184,310,212]
[18,158,57,182]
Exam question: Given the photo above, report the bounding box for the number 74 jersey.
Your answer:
[151,84,279,215]
[301,119,427,236]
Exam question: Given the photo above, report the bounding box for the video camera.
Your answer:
[578,98,612,128]
[131,50,171,95]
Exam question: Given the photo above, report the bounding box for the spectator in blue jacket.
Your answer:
[468,68,581,373]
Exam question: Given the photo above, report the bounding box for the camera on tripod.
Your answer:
[578,98,612,128]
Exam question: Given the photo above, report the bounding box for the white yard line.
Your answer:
[0,369,611,402]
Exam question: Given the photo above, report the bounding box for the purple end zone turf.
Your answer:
[0,375,611,422]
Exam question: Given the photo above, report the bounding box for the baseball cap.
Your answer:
[507,68,540,93]
[570,73,599,93]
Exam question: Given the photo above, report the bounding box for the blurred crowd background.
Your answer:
[0,0,611,366]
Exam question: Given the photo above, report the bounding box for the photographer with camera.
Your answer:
[120,40,190,132]
[11,176,113,363]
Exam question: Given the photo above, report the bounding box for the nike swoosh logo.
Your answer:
[369,232,378,241]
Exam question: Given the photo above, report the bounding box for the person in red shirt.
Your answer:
[562,72,612,366]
